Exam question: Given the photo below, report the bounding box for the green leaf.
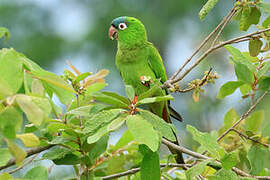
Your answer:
[88,135,108,164]
[137,83,160,101]
[74,72,91,84]
[42,146,71,160]
[240,84,252,96]
[53,153,80,165]
[244,110,264,133]
[83,109,123,134]
[247,145,269,175]
[87,126,108,144]
[257,61,270,79]
[141,148,161,180]
[258,2,270,14]
[219,108,239,135]
[187,125,225,158]
[0,148,12,166]
[0,173,12,180]
[47,122,67,134]
[16,133,40,147]
[137,95,174,105]
[210,169,238,180]
[31,79,44,96]
[240,4,251,31]
[0,48,24,98]
[221,151,238,170]
[198,0,219,20]
[262,16,270,28]
[233,59,254,83]
[125,85,135,100]
[126,115,159,152]
[91,92,129,108]
[262,122,270,137]
[185,159,211,180]
[102,91,130,105]
[139,110,176,141]
[0,106,22,139]
[85,82,107,94]
[225,45,256,72]
[217,81,245,99]
[16,95,51,126]
[249,38,263,57]
[24,166,48,180]
[67,105,93,116]
[0,27,10,42]
[259,76,270,91]
[7,140,26,166]
[107,114,127,131]
[112,130,134,151]
[32,70,75,104]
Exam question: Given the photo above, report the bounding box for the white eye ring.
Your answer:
[118,23,127,30]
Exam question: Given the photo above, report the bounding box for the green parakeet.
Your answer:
[109,16,184,164]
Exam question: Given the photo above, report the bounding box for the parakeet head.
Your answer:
[108,16,147,48]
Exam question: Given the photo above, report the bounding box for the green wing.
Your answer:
[147,43,167,83]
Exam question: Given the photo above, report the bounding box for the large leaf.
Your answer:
[32,70,75,104]
[137,95,174,105]
[244,110,264,133]
[139,110,176,141]
[101,91,130,105]
[140,147,161,180]
[126,115,159,152]
[0,106,22,139]
[221,151,238,170]
[87,135,109,165]
[125,85,135,100]
[198,0,219,20]
[210,169,238,180]
[218,108,239,135]
[7,140,26,166]
[239,4,251,31]
[83,109,123,134]
[247,145,269,175]
[249,38,263,57]
[0,27,10,42]
[16,133,40,147]
[91,92,129,108]
[0,48,24,98]
[186,159,211,180]
[0,148,12,166]
[217,81,245,99]
[187,125,225,158]
[225,45,256,72]
[24,166,48,180]
[232,59,254,83]
[42,146,71,160]
[16,94,51,126]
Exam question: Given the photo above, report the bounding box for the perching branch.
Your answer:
[231,129,269,148]
[169,6,236,81]
[0,145,55,171]
[162,138,270,179]
[101,163,190,180]
[217,86,270,142]
[7,154,38,174]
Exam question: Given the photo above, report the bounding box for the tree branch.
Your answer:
[101,163,190,180]
[0,145,55,171]
[217,86,270,142]
[231,129,269,148]
[169,7,236,82]
[7,154,38,174]
[162,138,270,179]
[168,28,270,85]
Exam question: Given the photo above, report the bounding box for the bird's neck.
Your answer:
[118,41,147,50]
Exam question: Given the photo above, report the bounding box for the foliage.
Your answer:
[0,0,270,179]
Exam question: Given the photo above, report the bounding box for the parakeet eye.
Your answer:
[118,23,127,30]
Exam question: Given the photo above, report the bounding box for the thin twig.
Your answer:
[211,8,236,47]
[162,138,270,179]
[168,28,270,84]
[169,7,236,81]
[101,163,190,180]
[0,145,55,171]
[217,86,270,142]
[7,154,38,174]
[231,129,269,148]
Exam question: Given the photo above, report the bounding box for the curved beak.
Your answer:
[108,25,118,40]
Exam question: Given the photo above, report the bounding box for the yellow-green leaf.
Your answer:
[16,133,40,147]
[7,140,26,166]
[199,0,219,20]
[249,38,263,57]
